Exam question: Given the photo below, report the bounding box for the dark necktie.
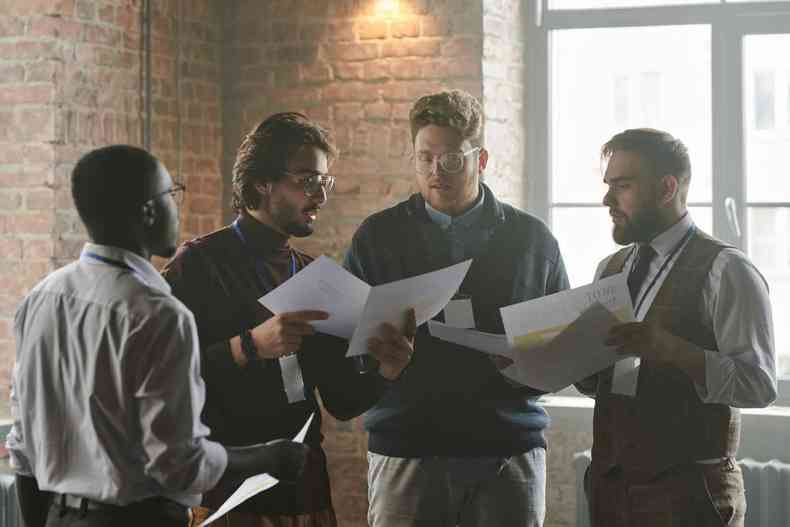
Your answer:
[627,244,657,305]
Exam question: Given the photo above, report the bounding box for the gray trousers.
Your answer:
[367,448,546,527]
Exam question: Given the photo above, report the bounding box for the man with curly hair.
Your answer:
[162,113,412,526]
[345,89,570,526]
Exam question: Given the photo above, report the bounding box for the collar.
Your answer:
[425,187,486,229]
[645,212,694,258]
[407,182,505,228]
[80,243,171,294]
[236,213,291,255]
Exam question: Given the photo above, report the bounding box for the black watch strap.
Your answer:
[241,330,257,363]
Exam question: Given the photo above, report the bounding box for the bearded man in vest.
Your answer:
[576,128,777,527]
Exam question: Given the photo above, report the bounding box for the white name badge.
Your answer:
[444,298,475,329]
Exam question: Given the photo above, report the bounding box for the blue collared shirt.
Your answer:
[425,187,488,262]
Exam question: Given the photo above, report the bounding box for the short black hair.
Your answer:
[602,128,691,184]
[231,112,337,213]
[71,145,159,235]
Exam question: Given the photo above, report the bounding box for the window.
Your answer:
[525,1,790,400]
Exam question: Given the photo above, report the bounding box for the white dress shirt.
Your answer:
[595,214,777,408]
[6,243,228,507]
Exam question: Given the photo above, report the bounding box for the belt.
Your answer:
[53,493,190,521]
[53,493,120,512]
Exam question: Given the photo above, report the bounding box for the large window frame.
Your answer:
[524,1,790,405]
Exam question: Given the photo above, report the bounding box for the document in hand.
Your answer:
[258,256,473,357]
[198,414,315,527]
[498,273,635,392]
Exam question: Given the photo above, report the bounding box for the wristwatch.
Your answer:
[240,330,257,363]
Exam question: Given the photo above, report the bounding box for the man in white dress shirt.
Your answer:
[7,145,309,527]
[576,128,777,527]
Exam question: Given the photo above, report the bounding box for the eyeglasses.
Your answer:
[415,147,481,175]
[146,183,186,206]
[282,171,335,197]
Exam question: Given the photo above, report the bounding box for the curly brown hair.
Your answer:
[231,112,338,213]
[409,89,483,147]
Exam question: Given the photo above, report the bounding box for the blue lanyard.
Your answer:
[232,219,297,289]
[631,225,696,316]
[83,252,135,273]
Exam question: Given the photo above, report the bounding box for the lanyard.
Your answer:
[232,219,297,288]
[83,252,135,273]
[631,225,696,316]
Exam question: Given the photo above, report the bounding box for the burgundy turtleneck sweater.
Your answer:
[162,213,381,516]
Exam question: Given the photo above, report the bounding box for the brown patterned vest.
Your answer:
[591,229,741,482]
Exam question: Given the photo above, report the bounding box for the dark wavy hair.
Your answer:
[409,89,483,147]
[231,112,337,212]
[602,128,691,185]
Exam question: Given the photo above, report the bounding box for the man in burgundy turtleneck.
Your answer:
[162,113,413,527]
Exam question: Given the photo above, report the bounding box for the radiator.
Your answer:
[573,451,790,527]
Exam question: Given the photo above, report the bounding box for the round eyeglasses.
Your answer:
[282,171,335,197]
[415,147,481,175]
[146,182,186,206]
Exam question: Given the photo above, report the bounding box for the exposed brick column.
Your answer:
[0,0,225,399]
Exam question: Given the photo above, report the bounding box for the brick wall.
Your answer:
[222,1,493,524]
[0,0,224,399]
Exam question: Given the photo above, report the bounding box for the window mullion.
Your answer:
[712,16,747,249]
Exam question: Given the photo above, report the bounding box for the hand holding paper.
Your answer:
[368,308,416,380]
[198,414,315,527]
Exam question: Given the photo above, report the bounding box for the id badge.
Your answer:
[444,296,475,329]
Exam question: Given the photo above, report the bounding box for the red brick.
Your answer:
[381,38,440,58]
[0,84,55,105]
[326,42,379,62]
[83,24,122,46]
[324,82,380,103]
[0,64,24,84]
[14,108,56,142]
[333,102,364,123]
[364,101,391,120]
[28,16,84,40]
[333,62,364,81]
[22,239,54,260]
[441,36,483,57]
[7,213,54,236]
[421,16,450,37]
[0,0,74,16]
[363,61,390,81]
[25,189,55,211]
[0,319,11,340]
[4,41,61,61]
[392,18,420,38]
[0,15,25,37]
[97,4,115,25]
[390,59,422,80]
[0,238,22,261]
[358,19,388,40]
[301,62,332,83]
[0,192,22,211]
[26,60,62,83]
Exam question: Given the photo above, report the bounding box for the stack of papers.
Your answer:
[428,273,635,392]
[259,256,472,357]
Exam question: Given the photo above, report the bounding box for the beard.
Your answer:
[268,199,316,238]
[612,205,663,245]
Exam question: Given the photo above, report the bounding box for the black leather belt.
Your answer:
[52,493,190,521]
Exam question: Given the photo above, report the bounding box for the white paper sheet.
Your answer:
[427,321,511,357]
[345,260,473,357]
[198,413,315,527]
[258,255,370,339]
[499,273,636,393]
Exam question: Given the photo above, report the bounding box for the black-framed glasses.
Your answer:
[282,171,335,197]
[415,147,481,175]
[146,183,186,206]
